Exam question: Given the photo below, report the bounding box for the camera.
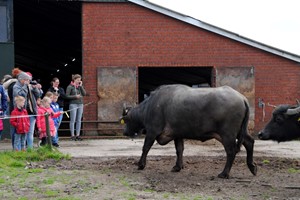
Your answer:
[30,80,38,85]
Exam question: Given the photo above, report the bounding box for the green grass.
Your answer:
[288,167,300,173]
[0,146,70,170]
[0,146,71,199]
[43,177,56,185]
[119,175,131,187]
[262,159,270,164]
[45,189,60,197]
[0,148,70,178]
[121,191,137,200]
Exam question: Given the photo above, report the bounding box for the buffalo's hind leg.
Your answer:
[243,134,257,176]
[172,138,184,172]
[218,138,237,179]
[138,135,155,170]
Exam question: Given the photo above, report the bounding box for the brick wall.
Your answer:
[82,2,300,134]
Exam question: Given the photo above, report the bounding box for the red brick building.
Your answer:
[7,0,300,137]
[81,0,300,136]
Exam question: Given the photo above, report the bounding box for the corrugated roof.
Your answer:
[127,0,300,63]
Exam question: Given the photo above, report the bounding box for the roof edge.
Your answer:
[128,0,300,63]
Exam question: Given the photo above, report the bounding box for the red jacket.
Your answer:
[10,108,30,134]
[36,106,61,138]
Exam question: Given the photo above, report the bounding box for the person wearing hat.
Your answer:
[13,71,41,149]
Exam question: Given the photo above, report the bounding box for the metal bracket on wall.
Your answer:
[258,98,265,122]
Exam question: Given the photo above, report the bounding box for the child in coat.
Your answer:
[50,92,60,147]
[36,96,62,146]
[10,96,30,151]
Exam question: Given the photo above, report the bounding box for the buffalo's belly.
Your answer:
[184,132,217,142]
[164,122,216,139]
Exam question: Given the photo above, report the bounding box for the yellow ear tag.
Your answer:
[298,117,300,122]
[120,119,125,124]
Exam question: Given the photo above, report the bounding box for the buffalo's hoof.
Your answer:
[171,165,182,172]
[137,163,145,170]
[217,172,229,179]
[248,163,257,176]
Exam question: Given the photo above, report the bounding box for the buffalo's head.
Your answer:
[120,104,144,137]
[258,105,300,142]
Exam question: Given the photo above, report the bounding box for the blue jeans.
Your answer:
[69,104,83,137]
[14,133,26,151]
[0,130,2,140]
[52,124,59,144]
[26,116,36,149]
[10,125,19,150]
[51,107,63,144]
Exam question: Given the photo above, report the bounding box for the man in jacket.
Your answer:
[13,71,41,148]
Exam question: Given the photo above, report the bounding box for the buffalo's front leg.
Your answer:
[172,138,184,172]
[138,135,155,170]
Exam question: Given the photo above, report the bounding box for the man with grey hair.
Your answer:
[13,71,41,149]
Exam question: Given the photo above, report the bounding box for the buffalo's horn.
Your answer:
[267,103,276,108]
[286,106,300,115]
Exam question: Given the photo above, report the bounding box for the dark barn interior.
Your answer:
[138,67,213,102]
[14,0,82,89]
[13,0,82,136]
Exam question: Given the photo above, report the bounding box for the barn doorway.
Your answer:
[13,0,82,137]
[138,67,213,102]
[13,0,82,90]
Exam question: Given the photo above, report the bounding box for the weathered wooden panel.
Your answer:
[215,67,255,134]
[97,67,137,135]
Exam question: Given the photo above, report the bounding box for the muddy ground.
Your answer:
[1,139,300,199]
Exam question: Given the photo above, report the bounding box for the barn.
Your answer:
[1,0,300,137]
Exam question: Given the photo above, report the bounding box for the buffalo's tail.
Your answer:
[236,99,250,153]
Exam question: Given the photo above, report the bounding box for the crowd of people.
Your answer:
[0,68,86,151]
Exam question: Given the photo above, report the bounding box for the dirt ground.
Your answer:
[1,139,300,199]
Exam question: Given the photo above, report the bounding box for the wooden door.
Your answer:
[97,67,137,135]
[215,67,255,134]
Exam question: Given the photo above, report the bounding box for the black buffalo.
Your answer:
[258,105,300,142]
[121,84,257,178]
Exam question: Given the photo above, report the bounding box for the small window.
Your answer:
[0,6,8,42]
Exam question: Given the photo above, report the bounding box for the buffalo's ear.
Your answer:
[122,106,132,116]
[122,103,131,117]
